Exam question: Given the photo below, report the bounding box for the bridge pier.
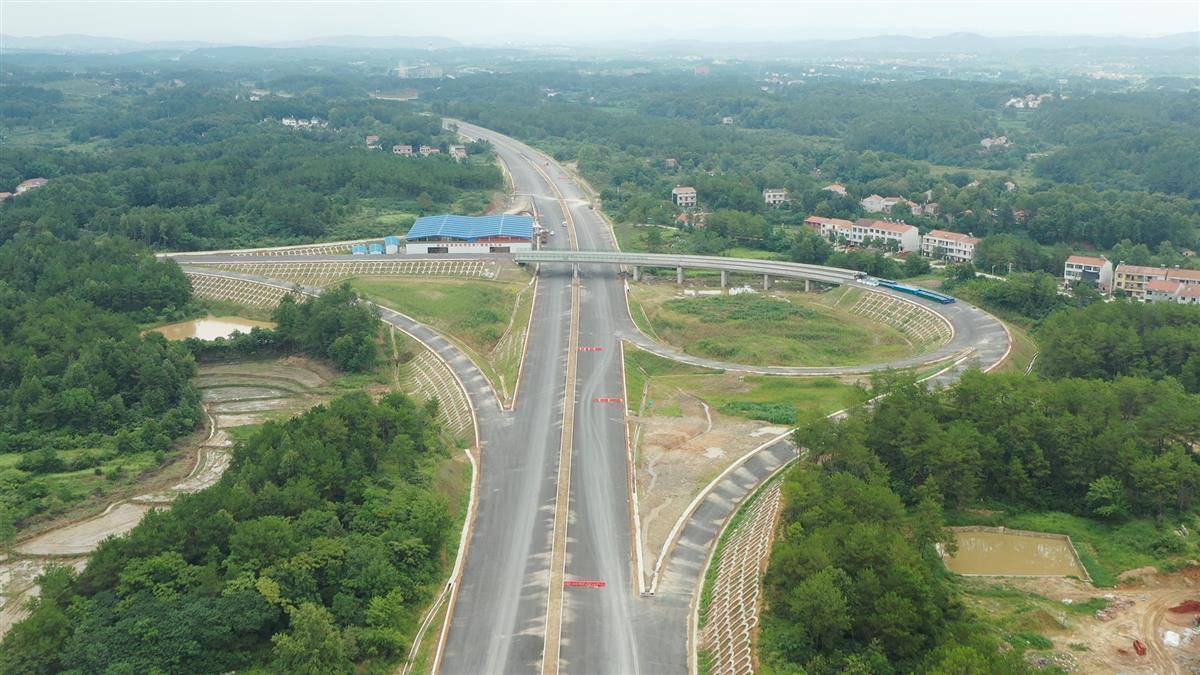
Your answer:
[677,266,684,285]
[805,279,811,292]
[762,274,773,290]
[720,269,729,289]
[633,265,642,282]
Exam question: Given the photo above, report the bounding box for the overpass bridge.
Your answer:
[513,250,859,289]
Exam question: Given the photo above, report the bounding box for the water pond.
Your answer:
[941,527,1087,578]
[151,316,274,341]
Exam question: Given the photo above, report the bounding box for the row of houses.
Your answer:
[366,136,467,159]
[1064,256,1200,304]
[804,215,981,262]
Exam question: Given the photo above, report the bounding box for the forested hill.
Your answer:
[0,392,455,673]
[1,83,502,250]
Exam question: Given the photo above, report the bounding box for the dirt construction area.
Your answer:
[962,568,1200,673]
[0,358,332,637]
[630,387,790,580]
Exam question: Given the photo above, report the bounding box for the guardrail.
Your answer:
[512,250,860,285]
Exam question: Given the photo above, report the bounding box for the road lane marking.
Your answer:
[563,580,607,588]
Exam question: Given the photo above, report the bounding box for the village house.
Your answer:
[419,145,440,156]
[1060,253,1113,288]
[806,215,919,253]
[921,230,980,264]
[1145,279,1200,305]
[804,216,854,240]
[1113,264,1200,301]
[860,194,905,214]
[393,144,414,156]
[664,158,678,170]
[671,186,698,207]
[365,134,382,149]
[823,183,847,196]
[762,187,790,206]
[449,145,467,160]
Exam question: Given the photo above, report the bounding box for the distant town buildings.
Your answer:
[419,145,440,156]
[823,183,847,196]
[762,187,790,206]
[393,144,414,156]
[1005,93,1053,108]
[449,144,467,160]
[14,178,48,195]
[671,186,697,207]
[721,116,734,125]
[280,116,327,129]
[365,134,382,150]
[664,158,678,170]
[693,65,711,76]
[921,230,980,263]
[980,135,1010,149]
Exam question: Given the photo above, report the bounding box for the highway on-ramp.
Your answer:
[173,121,1012,675]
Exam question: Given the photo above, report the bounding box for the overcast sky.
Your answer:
[3,1,1198,45]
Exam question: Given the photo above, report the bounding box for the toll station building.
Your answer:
[404,214,535,254]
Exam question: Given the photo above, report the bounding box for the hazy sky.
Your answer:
[3,1,1198,45]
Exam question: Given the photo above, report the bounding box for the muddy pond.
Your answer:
[941,527,1088,578]
[151,316,274,341]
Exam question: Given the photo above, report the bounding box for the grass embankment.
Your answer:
[991,320,1040,374]
[624,344,867,425]
[350,275,535,404]
[949,509,1200,588]
[628,285,916,367]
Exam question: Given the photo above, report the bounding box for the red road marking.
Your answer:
[593,397,624,404]
[563,580,607,588]
[578,346,604,351]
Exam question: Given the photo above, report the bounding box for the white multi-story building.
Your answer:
[804,216,854,240]
[921,230,981,263]
[762,187,790,206]
[851,219,920,253]
[671,186,697,207]
[1063,255,1113,289]
[392,144,414,156]
[805,215,918,252]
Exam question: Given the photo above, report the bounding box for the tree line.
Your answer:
[0,392,455,674]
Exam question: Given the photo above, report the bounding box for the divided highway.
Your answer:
[173,121,1012,674]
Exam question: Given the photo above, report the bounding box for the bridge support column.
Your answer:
[720,269,729,290]
[633,266,642,282]
[805,279,811,292]
[762,273,773,290]
[676,266,684,285]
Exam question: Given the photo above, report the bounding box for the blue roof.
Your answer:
[383,236,401,245]
[405,214,534,242]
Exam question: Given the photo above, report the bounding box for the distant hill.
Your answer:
[0,33,213,53]
[267,35,462,50]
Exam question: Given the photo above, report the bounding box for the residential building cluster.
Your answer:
[1004,93,1053,109]
[279,116,327,129]
[377,139,466,160]
[804,216,921,253]
[1062,256,1200,304]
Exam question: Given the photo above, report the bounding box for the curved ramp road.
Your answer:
[172,121,1012,674]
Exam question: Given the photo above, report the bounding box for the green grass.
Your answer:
[723,246,786,260]
[629,285,916,367]
[949,509,1200,587]
[992,319,1040,374]
[623,343,721,414]
[350,275,534,404]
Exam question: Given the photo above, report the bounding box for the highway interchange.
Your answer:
[175,121,1013,674]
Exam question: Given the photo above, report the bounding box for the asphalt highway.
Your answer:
[176,121,1013,675]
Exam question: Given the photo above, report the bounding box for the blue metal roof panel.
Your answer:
[383,236,402,245]
[405,214,534,241]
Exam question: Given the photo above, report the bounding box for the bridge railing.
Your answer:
[513,250,860,284]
